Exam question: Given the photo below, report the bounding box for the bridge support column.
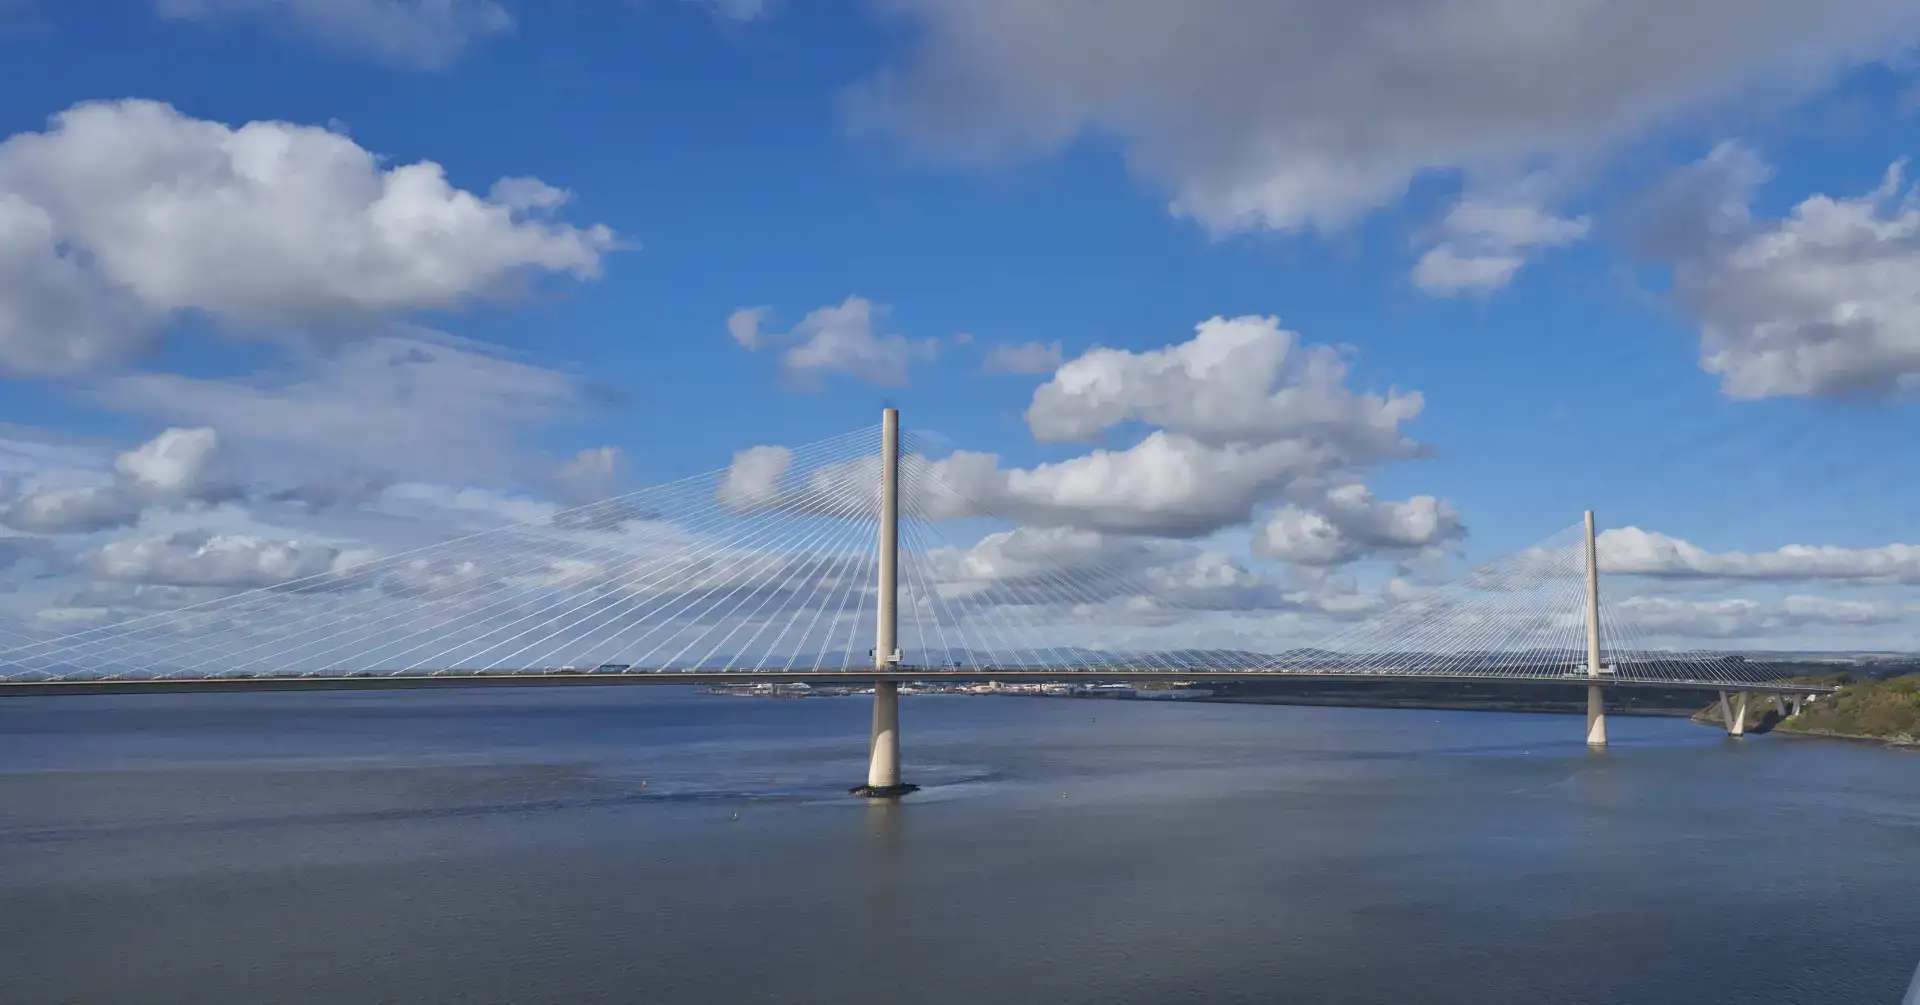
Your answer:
[1583,510,1607,747]
[861,679,907,792]
[853,407,917,798]
[1791,695,1804,717]
[1772,694,1787,717]
[1718,691,1746,737]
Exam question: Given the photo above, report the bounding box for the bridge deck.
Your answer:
[0,669,1840,697]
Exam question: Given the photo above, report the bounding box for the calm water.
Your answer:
[2,689,1917,1004]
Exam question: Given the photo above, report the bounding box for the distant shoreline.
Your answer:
[708,676,1913,745]
[701,686,1699,718]
[1192,694,1693,718]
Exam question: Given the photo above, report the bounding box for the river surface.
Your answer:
[2,688,1917,1004]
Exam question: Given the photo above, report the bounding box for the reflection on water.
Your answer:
[2,687,1917,1004]
[861,798,906,943]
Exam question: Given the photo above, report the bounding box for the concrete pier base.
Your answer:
[1717,691,1747,736]
[1585,685,1607,746]
[1772,694,1788,717]
[850,680,917,798]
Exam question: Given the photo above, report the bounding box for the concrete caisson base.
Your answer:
[1585,685,1607,746]
[855,679,910,797]
[849,783,921,799]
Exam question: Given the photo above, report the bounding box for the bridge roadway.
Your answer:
[0,667,1840,697]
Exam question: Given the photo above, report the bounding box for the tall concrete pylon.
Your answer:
[854,407,917,797]
[1584,509,1608,747]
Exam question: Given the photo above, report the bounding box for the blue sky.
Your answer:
[1,0,1919,657]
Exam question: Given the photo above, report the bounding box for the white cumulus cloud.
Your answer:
[727,306,770,349]
[554,445,623,497]
[88,530,370,589]
[920,524,1413,618]
[0,485,145,537]
[929,434,1335,537]
[1616,594,1920,640]
[1256,484,1464,566]
[0,99,615,376]
[1412,195,1590,296]
[717,445,798,513]
[730,296,940,389]
[1600,527,1920,584]
[1025,314,1423,457]
[722,314,1452,544]
[550,446,635,530]
[1637,143,1920,398]
[114,427,228,498]
[726,433,1349,538]
[0,426,233,535]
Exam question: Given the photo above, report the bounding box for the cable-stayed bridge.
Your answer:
[0,409,1835,795]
